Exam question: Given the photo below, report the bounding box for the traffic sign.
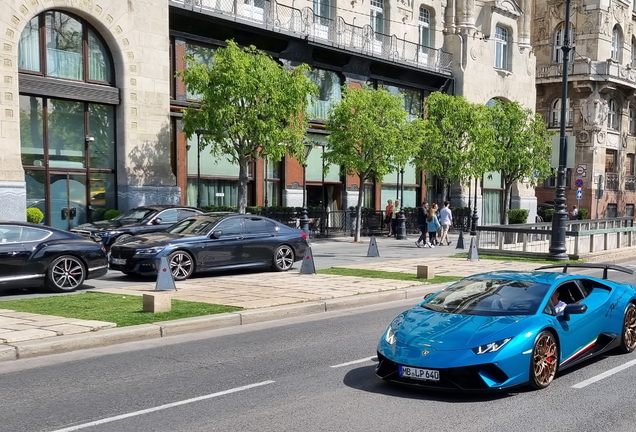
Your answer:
[576,189,583,200]
[575,179,584,188]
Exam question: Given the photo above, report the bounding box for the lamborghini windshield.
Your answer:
[423,278,551,316]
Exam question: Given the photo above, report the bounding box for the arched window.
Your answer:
[494,26,509,70]
[632,36,636,66]
[552,22,575,63]
[18,11,113,83]
[629,106,636,135]
[608,99,620,131]
[612,25,623,62]
[419,6,431,48]
[550,98,573,127]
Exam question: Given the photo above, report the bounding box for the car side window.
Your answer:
[556,282,585,304]
[215,218,243,236]
[156,209,178,224]
[243,218,277,234]
[21,227,52,242]
[177,209,199,220]
[0,226,23,243]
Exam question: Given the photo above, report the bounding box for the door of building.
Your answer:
[48,173,88,231]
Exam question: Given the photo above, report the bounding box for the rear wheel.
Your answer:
[529,330,558,389]
[45,255,86,292]
[169,251,194,281]
[272,245,294,272]
[618,303,636,353]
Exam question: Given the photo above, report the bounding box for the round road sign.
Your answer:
[575,179,584,188]
[576,166,585,175]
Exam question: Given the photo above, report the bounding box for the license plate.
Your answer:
[111,258,126,265]
[398,365,440,381]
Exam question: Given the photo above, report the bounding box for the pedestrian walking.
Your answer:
[385,199,394,236]
[415,201,429,248]
[426,208,441,248]
[570,205,578,220]
[391,199,400,238]
[439,201,453,246]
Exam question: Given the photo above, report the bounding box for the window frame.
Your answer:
[608,99,620,131]
[550,98,573,128]
[612,26,623,62]
[552,23,575,63]
[494,25,509,70]
[419,6,431,48]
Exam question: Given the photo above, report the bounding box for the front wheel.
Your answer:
[618,303,636,353]
[45,255,86,292]
[529,330,559,389]
[169,251,194,281]
[272,245,295,272]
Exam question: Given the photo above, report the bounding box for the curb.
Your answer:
[0,284,445,362]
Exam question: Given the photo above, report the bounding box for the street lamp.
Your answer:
[300,140,314,237]
[548,0,572,261]
[396,167,407,239]
[262,151,268,214]
[470,176,480,236]
[320,144,326,237]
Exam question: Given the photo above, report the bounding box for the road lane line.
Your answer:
[330,356,376,368]
[572,358,636,388]
[49,380,275,432]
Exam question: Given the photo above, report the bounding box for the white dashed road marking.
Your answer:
[572,358,636,388]
[331,356,377,368]
[49,380,275,432]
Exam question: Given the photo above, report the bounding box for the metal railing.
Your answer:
[626,175,636,191]
[605,172,618,190]
[171,0,453,74]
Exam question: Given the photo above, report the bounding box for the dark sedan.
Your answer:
[109,213,308,280]
[71,205,203,249]
[0,221,108,292]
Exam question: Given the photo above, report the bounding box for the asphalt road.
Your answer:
[3,296,636,432]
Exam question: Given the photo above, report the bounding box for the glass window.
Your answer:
[313,0,332,24]
[612,26,623,62]
[187,135,241,177]
[20,96,44,167]
[156,209,179,224]
[243,217,277,234]
[607,204,618,218]
[178,209,200,220]
[382,165,417,185]
[553,23,575,63]
[482,190,501,225]
[544,168,573,188]
[495,26,509,70]
[550,98,573,127]
[0,226,27,243]
[45,12,83,80]
[88,29,111,82]
[630,108,636,135]
[627,154,635,176]
[187,178,243,207]
[21,227,53,242]
[626,204,634,217]
[185,43,215,100]
[19,17,41,72]
[606,150,617,172]
[608,99,620,131]
[419,7,431,48]
[370,0,385,38]
[306,133,340,182]
[89,104,115,169]
[307,69,341,120]
[89,173,116,220]
[382,84,422,121]
[216,218,243,236]
[363,184,374,209]
[47,99,85,168]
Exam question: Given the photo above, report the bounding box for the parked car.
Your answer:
[376,264,636,391]
[537,201,555,220]
[0,221,108,292]
[71,205,203,249]
[109,213,308,280]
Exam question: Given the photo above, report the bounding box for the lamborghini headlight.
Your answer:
[384,312,406,345]
[384,327,396,345]
[472,337,513,355]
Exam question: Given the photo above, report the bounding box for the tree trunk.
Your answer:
[237,157,249,214]
[354,178,364,242]
[502,183,512,225]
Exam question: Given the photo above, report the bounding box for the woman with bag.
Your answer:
[426,208,441,248]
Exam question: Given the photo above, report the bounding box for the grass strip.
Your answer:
[317,267,461,284]
[449,253,583,265]
[0,292,242,327]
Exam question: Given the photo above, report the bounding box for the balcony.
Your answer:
[605,172,618,190]
[537,59,636,89]
[170,0,453,75]
[626,175,636,191]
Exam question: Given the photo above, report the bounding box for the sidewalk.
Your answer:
[0,235,615,361]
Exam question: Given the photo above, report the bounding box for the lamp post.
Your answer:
[470,176,480,236]
[396,167,407,239]
[263,152,268,215]
[320,144,326,237]
[548,0,572,261]
[300,140,314,237]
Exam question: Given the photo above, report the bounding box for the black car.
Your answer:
[71,205,204,249]
[0,221,108,292]
[109,213,309,280]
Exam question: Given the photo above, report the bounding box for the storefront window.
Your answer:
[20,96,44,167]
[382,84,423,121]
[307,69,341,120]
[306,133,340,182]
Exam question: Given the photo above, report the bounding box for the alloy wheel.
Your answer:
[47,256,86,292]
[532,331,558,388]
[169,251,194,280]
[273,245,294,271]
[620,304,636,353]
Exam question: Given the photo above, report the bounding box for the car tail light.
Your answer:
[101,246,106,253]
[300,231,307,239]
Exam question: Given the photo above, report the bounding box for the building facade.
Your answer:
[0,0,538,229]
[534,0,636,219]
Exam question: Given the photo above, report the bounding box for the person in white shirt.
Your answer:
[570,205,578,220]
[438,201,453,246]
[551,291,567,314]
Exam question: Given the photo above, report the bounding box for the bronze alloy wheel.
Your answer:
[272,245,294,272]
[169,251,194,281]
[530,330,558,389]
[619,303,636,353]
[45,255,86,293]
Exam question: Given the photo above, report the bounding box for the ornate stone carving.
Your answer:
[578,130,590,142]
[580,96,608,131]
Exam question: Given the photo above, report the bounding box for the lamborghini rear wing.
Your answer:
[536,263,634,279]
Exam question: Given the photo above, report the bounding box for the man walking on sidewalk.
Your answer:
[415,201,429,248]
[439,201,453,246]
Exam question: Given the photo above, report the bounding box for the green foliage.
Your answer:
[178,40,318,214]
[508,209,529,224]
[103,209,120,220]
[578,208,590,220]
[26,207,44,224]
[325,85,422,241]
[544,209,554,222]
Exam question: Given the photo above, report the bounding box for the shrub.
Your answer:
[508,209,529,224]
[26,207,44,224]
[544,209,554,222]
[103,209,121,220]
[578,208,590,220]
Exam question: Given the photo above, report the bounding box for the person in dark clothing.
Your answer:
[415,201,429,248]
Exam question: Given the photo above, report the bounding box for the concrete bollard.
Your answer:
[417,265,435,279]
[143,293,172,313]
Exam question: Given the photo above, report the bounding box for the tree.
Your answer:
[178,40,318,213]
[487,100,553,224]
[418,92,494,201]
[325,85,422,242]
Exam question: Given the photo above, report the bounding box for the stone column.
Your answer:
[518,0,532,48]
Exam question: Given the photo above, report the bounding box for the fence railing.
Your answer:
[474,217,636,259]
[170,0,453,74]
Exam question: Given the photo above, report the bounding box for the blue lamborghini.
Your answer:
[376,264,636,391]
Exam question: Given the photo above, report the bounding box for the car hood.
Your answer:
[120,232,204,248]
[74,220,139,232]
[395,307,530,351]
